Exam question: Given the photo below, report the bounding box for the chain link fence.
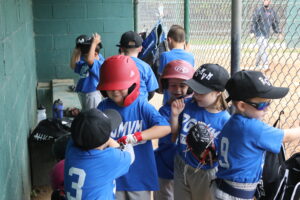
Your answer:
[137,0,300,157]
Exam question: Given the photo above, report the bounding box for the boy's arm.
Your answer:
[170,99,185,142]
[70,48,81,69]
[283,127,300,143]
[86,33,101,66]
[107,137,120,148]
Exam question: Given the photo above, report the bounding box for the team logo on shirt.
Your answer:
[111,120,146,146]
[79,64,90,78]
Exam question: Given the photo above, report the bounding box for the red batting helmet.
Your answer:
[160,60,195,90]
[97,55,140,106]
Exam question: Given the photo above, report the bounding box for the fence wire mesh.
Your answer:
[137,0,300,157]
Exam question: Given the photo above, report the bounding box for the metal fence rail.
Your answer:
[137,0,300,157]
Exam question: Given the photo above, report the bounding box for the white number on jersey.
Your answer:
[219,137,230,168]
[67,167,86,200]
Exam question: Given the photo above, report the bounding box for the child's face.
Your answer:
[193,91,220,109]
[106,89,129,106]
[168,78,189,99]
[238,97,271,120]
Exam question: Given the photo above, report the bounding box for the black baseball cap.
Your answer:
[226,70,289,101]
[75,35,91,48]
[116,31,143,48]
[71,109,122,150]
[185,64,230,94]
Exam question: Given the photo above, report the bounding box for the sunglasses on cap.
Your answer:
[243,100,271,110]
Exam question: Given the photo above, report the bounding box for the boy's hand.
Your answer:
[117,132,143,145]
[171,99,185,117]
[92,33,101,45]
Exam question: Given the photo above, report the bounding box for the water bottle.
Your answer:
[37,104,46,124]
[53,99,64,119]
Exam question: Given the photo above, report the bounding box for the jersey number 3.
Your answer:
[67,167,86,200]
[219,137,230,168]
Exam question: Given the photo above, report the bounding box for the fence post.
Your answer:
[231,0,242,75]
[184,0,190,42]
[134,0,139,32]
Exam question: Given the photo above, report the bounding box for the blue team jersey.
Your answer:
[155,98,191,179]
[64,140,131,200]
[217,114,284,183]
[75,55,104,93]
[97,96,170,191]
[176,99,230,169]
[131,57,159,100]
[158,49,195,104]
[155,104,176,179]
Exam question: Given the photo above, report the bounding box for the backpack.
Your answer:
[256,111,300,200]
[138,21,166,77]
[273,152,300,200]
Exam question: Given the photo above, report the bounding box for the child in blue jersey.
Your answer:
[158,24,195,105]
[211,70,300,200]
[171,64,231,200]
[64,108,134,200]
[70,33,104,111]
[154,60,195,200]
[118,31,158,101]
[96,55,171,200]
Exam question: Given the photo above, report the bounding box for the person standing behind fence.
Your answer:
[250,0,281,71]
[118,31,159,101]
[158,25,195,105]
[70,33,104,111]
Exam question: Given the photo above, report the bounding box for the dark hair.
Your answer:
[80,43,101,55]
[167,25,186,43]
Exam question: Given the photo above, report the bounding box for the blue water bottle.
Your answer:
[53,99,64,119]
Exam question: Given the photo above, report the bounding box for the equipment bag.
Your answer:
[138,20,166,76]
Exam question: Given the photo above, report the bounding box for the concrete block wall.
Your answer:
[0,0,37,199]
[33,0,134,82]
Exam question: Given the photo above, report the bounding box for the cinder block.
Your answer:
[35,35,53,50]
[103,3,133,18]
[103,18,134,33]
[53,3,85,19]
[87,3,104,18]
[54,36,74,50]
[69,19,104,34]
[33,4,53,19]
[34,20,68,34]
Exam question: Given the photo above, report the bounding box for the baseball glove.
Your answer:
[186,122,217,166]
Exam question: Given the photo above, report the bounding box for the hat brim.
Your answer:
[185,79,213,94]
[103,109,122,131]
[260,87,289,99]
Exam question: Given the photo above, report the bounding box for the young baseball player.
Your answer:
[171,64,231,200]
[96,55,171,200]
[158,24,195,105]
[211,70,300,200]
[154,60,195,200]
[70,33,104,111]
[64,108,134,200]
[118,31,159,101]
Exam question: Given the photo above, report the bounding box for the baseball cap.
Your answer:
[226,70,289,101]
[71,108,122,150]
[75,35,91,48]
[185,64,230,94]
[117,31,143,48]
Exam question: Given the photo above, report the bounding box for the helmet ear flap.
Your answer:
[100,91,108,97]
[187,87,193,95]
